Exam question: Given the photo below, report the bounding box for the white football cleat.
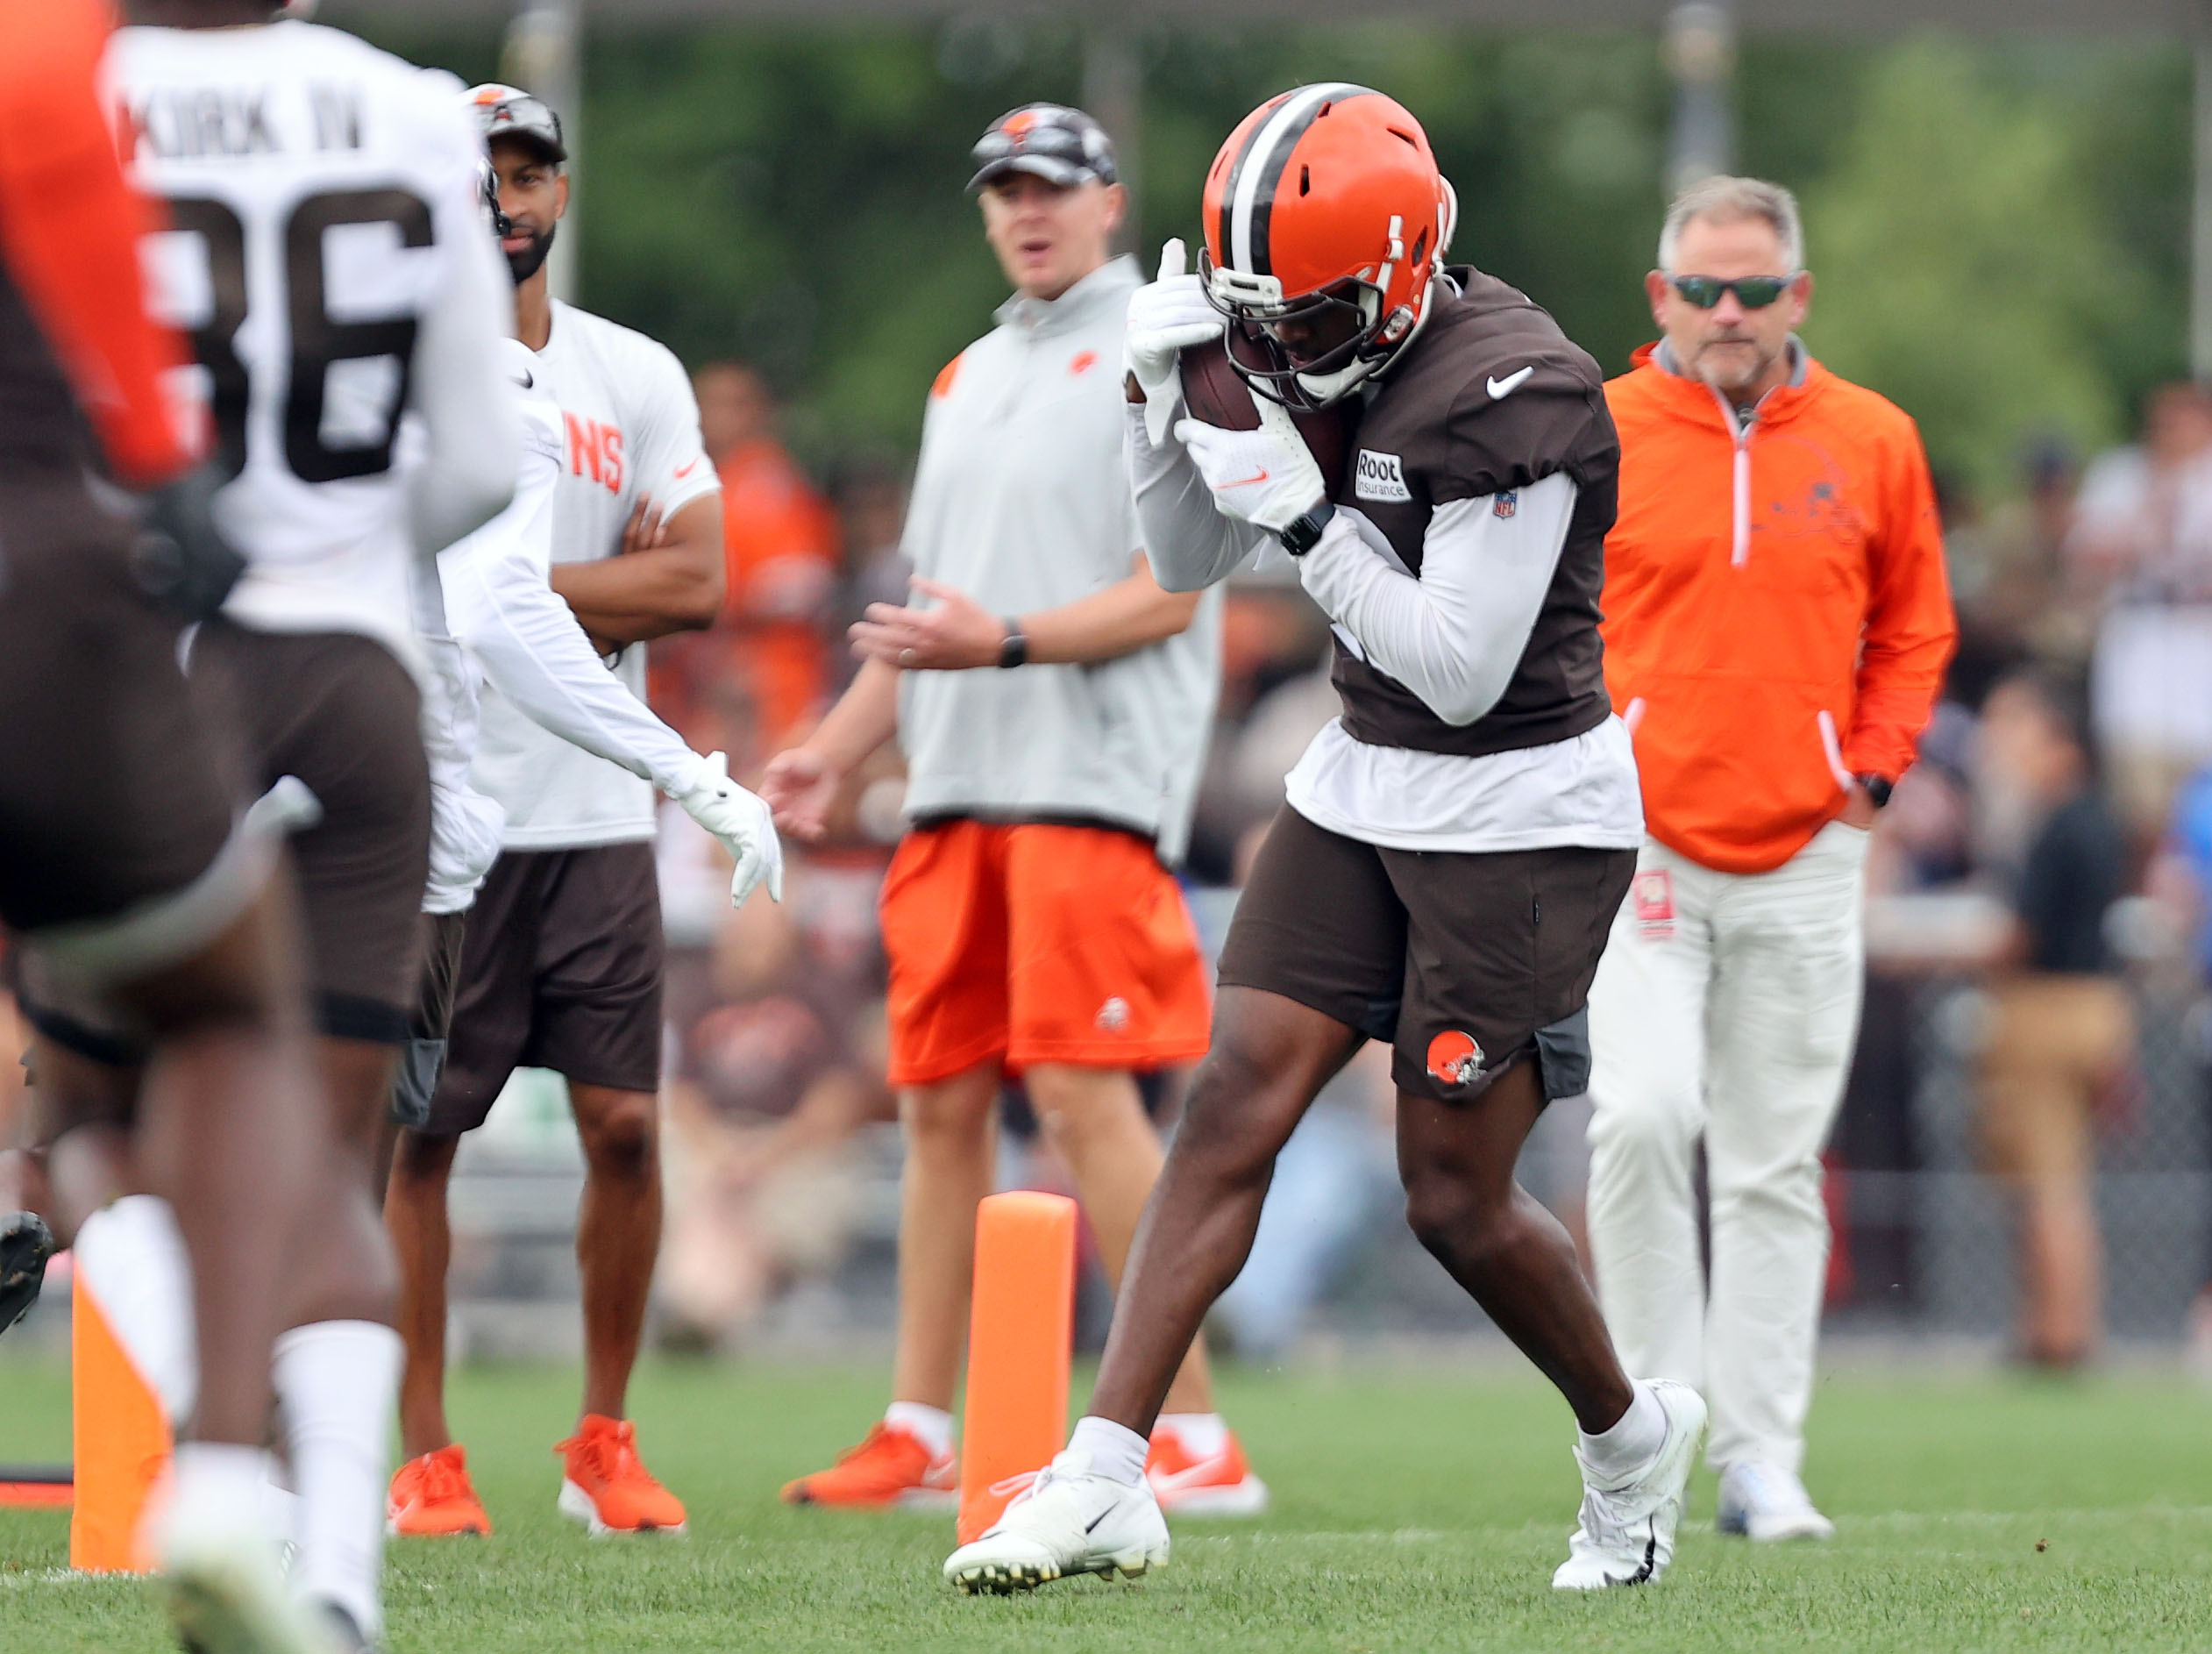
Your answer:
[1551,1380,1707,1591]
[942,1451,1170,1595]
[162,1504,337,1654]
[1717,1460,1836,1542]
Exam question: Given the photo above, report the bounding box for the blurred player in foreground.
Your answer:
[766,104,1255,1514]
[55,4,520,1647]
[0,4,343,1648]
[945,85,1703,1596]
[1584,177,1952,1543]
[385,85,729,1541]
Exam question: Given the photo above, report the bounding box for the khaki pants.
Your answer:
[1978,974,2133,1364]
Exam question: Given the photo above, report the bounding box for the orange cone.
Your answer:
[956,1191,1076,1544]
[68,1268,170,1572]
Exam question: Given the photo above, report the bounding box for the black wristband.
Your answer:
[1855,773,1894,809]
[998,621,1028,669]
[1278,500,1336,558]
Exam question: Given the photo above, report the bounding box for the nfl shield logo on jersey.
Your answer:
[1493,490,1519,518]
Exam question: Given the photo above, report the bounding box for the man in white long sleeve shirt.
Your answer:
[384,86,736,1544]
[394,349,782,1144]
[947,86,1699,1601]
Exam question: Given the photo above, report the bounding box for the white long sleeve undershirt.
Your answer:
[437,417,704,802]
[1125,401,1271,593]
[403,197,523,560]
[1295,471,1579,727]
[414,552,507,916]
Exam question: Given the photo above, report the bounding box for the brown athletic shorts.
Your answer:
[0,476,236,938]
[1218,806,1635,1103]
[191,620,430,1042]
[423,841,665,1135]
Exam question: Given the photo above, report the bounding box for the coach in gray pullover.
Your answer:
[763,103,1260,1515]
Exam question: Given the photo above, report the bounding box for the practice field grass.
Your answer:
[3,1357,2210,1651]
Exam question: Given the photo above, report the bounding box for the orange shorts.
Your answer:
[879,820,1213,1087]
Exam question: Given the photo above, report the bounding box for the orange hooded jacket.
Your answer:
[1601,342,1955,874]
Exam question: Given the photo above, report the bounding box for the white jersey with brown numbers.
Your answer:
[106,19,513,672]
[467,299,719,850]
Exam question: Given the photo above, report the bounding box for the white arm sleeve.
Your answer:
[1297,471,1578,727]
[1126,402,1270,592]
[440,442,706,798]
[411,553,507,915]
[403,131,523,557]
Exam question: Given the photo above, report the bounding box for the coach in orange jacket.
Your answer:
[1585,176,1954,1543]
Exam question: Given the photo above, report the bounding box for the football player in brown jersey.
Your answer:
[947,84,1702,1597]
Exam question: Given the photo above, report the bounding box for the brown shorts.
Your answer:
[192,621,430,1042]
[391,908,469,1129]
[1219,806,1634,1102]
[0,476,236,939]
[423,842,665,1136]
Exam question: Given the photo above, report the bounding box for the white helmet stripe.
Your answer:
[1228,82,1366,275]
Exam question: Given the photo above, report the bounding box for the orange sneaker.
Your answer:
[387,1444,493,1537]
[555,1415,687,1536]
[1147,1422,1270,1516]
[779,1422,958,1510]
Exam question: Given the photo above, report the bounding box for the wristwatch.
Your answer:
[998,619,1029,669]
[1277,501,1336,558]
[1283,497,1326,554]
[1854,773,1894,809]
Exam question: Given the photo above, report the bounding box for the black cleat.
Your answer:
[0,1213,53,1336]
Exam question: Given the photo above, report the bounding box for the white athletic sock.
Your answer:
[1579,1380,1667,1482]
[74,1195,199,1424]
[1156,1412,1228,1458]
[883,1401,954,1459]
[1068,1415,1149,1488]
[160,1443,281,1565]
[271,1321,401,1639]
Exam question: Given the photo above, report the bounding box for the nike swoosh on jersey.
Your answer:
[1487,367,1535,400]
[674,459,701,480]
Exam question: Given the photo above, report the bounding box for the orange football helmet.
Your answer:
[1200,84,1456,409]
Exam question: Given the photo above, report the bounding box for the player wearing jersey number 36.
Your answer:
[946,85,1703,1600]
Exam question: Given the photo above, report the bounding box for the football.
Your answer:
[1177,336,1358,497]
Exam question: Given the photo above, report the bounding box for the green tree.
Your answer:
[1798,36,2136,492]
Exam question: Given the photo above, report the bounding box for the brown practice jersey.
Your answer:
[1327,267,1619,759]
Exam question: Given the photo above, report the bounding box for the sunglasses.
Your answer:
[1668,274,1798,310]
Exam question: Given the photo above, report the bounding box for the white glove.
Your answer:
[1125,238,1223,446]
[1173,396,1327,535]
[676,751,786,909]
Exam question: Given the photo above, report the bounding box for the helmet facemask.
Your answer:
[1199,218,1432,410]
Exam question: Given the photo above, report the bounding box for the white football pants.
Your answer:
[1584,822,1868,1476]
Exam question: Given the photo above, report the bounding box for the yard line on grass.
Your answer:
[0,1568,117,1589]
[1846,1505,2212,1530]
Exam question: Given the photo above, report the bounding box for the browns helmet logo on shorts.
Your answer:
[1426,1030,1485,1087]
